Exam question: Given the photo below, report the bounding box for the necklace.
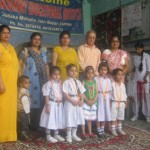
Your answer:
[86,80,95,100]
[115,82,122,108]
[99,77,108,100]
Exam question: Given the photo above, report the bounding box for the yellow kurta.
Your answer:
[0,43,19,143]
[53,46,79,81]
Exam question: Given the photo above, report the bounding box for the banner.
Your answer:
[0,0,84,34]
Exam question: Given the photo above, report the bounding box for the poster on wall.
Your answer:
[122,1,150,42]
[0,0,84,34]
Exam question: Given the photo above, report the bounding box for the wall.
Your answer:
[89,0,139,16]
[88,0,150,52]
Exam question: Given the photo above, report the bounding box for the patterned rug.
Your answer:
[0,125,150,150]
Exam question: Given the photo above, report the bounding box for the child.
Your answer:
[17,75,31,140]
[82,66,98,139]
[63,64,86,143]
[40,66,65,143]
[111,68,127,136]
[95,63,112,138]
[131,42,150,122]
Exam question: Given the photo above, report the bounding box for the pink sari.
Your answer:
[102,49,128,71]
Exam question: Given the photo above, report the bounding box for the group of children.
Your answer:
[17,62,127,143]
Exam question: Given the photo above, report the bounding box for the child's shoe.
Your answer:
[66,136,72,143]
[89,133,95,138]
[81,134,88,139]
[20,131,30,141]
[111,130,118,136]
[118,129,126,135]
[54,135,65,142]
[46,135,57,143]
[72,135,82,142]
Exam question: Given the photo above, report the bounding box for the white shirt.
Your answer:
[111,82,127,102]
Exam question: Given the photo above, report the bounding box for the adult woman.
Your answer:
[0,25,19,142]
[19,32,48,130]
[102,35,129,74]
[52,31,79,81]
[131,42,150,122]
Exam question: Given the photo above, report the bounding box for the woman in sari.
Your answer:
[0,25,19,142]
[52,31,79,81]
[18,32,49,131]
[102,35,129,74]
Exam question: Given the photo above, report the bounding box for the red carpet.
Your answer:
[0,125,150,150]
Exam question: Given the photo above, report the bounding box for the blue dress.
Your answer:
[19,48,47,109]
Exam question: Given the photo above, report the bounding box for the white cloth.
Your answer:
[133,53,150,82]
[63,78,86,127]
[40,80,64,130]
[111,81,127,121]
[95,77,112,122]
[111,82,127,102]
[83,103,97,121]
[132,53,150,118]
[111,102,125,121]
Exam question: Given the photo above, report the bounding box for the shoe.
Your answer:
[20,131,30,140]
[102,133,107,139]
[72,135,82,142]
[89,133,95,138]
[97,132,104,138]
[118,129,126,135]
[146,118,150,123]
[46,135,57,143]
[54,135,65,142]
[111,130,118,136]
[81,134,88,139]
[66,136,72,143]
[130,115,138,121]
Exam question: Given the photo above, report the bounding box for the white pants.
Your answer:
[111,102,125,121]
[132,82,150,119]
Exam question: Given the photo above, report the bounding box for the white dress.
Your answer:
[63,78,86,128]
[132,53,150,119]
[95,76,112,122]
[40,80,64,130]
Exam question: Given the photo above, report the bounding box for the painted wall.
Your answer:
[89,0,139,16]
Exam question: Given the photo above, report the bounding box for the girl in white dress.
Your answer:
[63,64,86,143]
[40,66,65,143]
[95,62,112,138]
[131,42,150,122]
[81,66,98,139]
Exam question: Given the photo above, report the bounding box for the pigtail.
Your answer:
[139,51,143,72]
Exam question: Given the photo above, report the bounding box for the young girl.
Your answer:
[111,68,127,136]
[82,66,98,139]
[131,42,150,122]
[63,64,86,143]
[40,66,65,143]
[95,63,112,138]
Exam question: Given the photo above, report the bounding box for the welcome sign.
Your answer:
[0,0,83,34]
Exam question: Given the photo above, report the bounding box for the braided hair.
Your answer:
[135,41,144,72]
